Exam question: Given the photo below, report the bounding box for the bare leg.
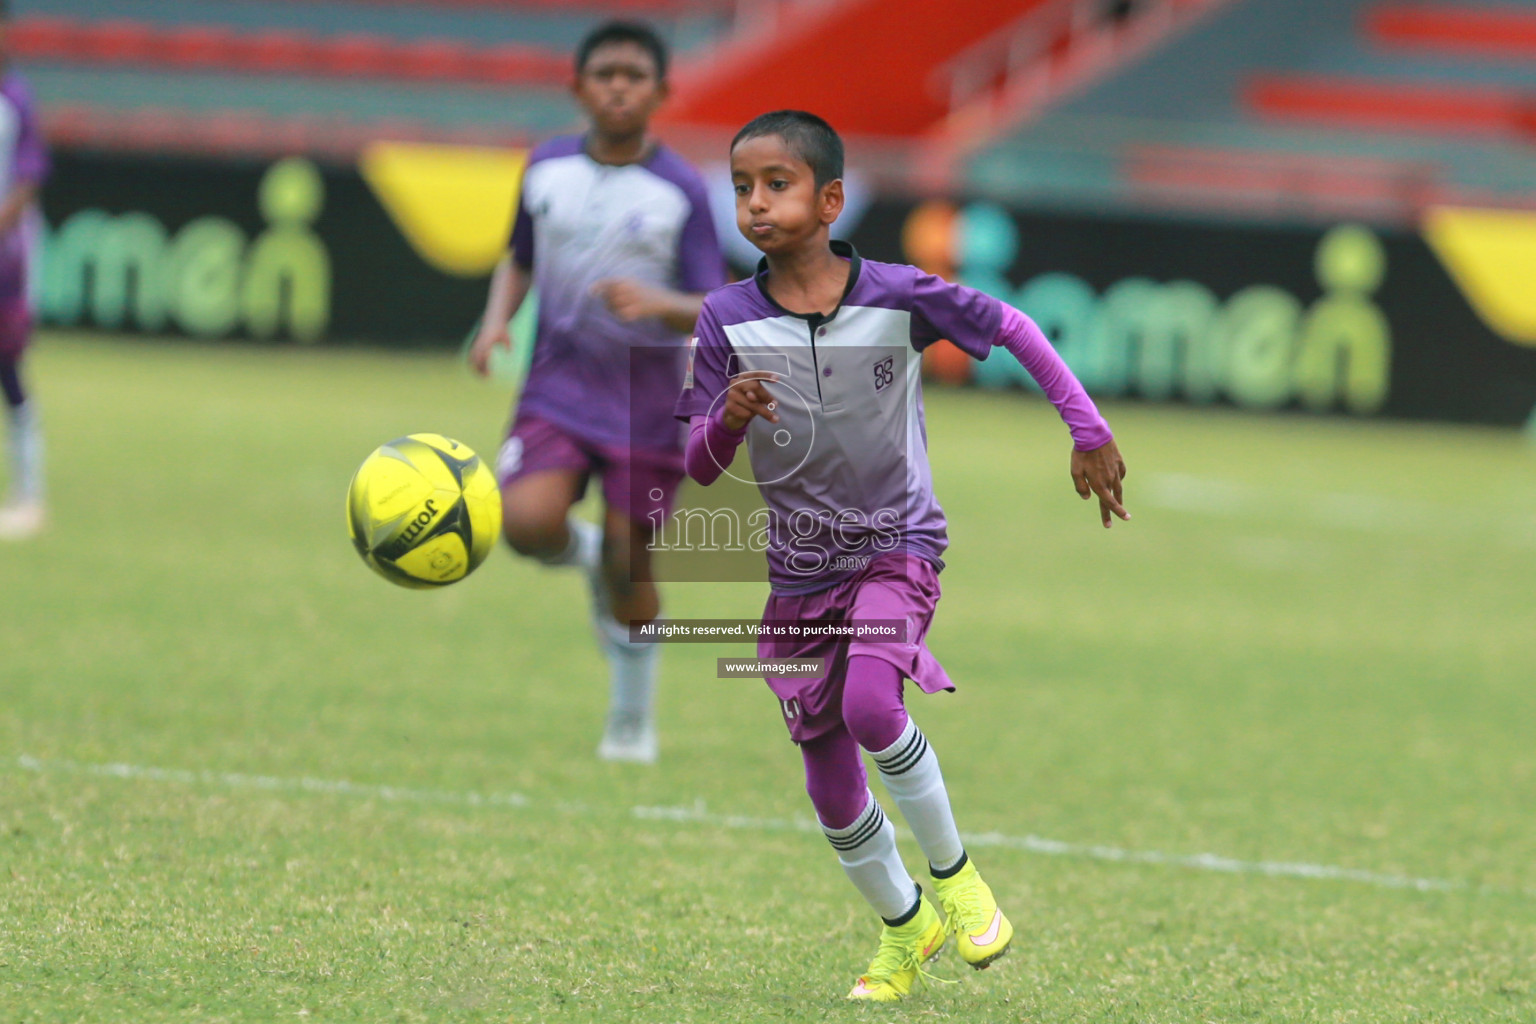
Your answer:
[592,505,663,762]
[500,469,589,563]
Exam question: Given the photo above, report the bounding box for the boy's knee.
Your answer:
[501,506,566,558]
[843,702,903,754]
[842,656,909,752]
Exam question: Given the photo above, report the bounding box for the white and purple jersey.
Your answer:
[0,72,48,307]
[677,242,1112,594]
[511,135,725,452]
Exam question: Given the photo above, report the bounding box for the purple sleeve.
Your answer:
[508,185,533,270]
[8,78,48,186]
[674,176,726,294]
[909,270,1004,359]
[997,305,1113,451]
[685,412,746,486]
[673,300,735,422]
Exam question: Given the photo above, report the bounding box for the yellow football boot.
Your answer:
[846,894,947,1002]
[931,858,1013,969]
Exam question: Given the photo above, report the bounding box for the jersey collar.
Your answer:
[581,133,658,168]
[753,240,863,325]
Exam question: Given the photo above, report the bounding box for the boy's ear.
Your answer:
[819,179,845,226]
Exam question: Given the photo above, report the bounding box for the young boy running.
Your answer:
[0,4,50,541]
[469,21,724,762]
[675,111,1128,1001]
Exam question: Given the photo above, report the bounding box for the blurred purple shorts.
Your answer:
[496,409,685,526]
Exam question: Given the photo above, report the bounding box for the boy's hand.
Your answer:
[467,320,510,378]
[722,371,781,432]
[593,278,670,323]
[1072,439,1130,528]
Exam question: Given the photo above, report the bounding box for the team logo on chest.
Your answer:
[872,356,895,393]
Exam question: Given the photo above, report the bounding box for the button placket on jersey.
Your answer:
[816,323,848,414]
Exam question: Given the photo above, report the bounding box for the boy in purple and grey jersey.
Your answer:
[468,21,725,763]
[675,111,1128,1001]
[0,4,49,541]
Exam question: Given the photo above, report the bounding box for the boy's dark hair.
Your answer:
[576,21,668,80]
[730,110,844,189]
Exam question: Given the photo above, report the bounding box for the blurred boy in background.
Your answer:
[0,1,50,540]
[469,21,724,762]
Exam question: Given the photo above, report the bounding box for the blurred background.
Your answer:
[24,0,1536,425]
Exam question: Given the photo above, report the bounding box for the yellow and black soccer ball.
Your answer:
[346,433,501,589]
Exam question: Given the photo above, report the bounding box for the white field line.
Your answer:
[1144,473,1536,550]
[19,754,1518,898]
[15,754,531,809]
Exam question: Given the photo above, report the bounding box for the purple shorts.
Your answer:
[758,553,953,744]
[496,410,685,526]
[0,302,30,359]
[0,217,37,358]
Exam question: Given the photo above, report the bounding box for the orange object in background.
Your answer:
[664,0,1051,138]
[903,199,973,385]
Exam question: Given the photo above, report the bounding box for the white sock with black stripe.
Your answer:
[870,718,965,875]
[822,791,918,922]
[594,610,657,729]
[6,400,42,504]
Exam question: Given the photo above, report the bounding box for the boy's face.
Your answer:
[573,41,666,139]
[730,134,843,255]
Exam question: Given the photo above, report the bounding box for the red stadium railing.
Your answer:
[913,0,1239,190]
[1245,74,1536,143]
[1365,3,1536,60]
[9,15,571,86]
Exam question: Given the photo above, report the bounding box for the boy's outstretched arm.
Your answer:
[592,279,707,334]
[468,255,532,377]
[996,305,1130,528]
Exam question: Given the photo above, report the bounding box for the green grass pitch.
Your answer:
[2,332,1534,1022]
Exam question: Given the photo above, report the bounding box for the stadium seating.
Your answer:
[10,15,574,87]
[13,0,735,157]
[964,0,1536,221]
[1365,3,1536,60]
[1245,75,1536,142]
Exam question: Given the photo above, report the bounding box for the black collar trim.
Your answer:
[754,240,863,325]
[581,133,657,168]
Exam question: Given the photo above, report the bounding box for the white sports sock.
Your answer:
[822,791,918,921]
[536,515,600,569]
[870,718,965,874]
[5,400,43,504]
[594,612,657,727]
